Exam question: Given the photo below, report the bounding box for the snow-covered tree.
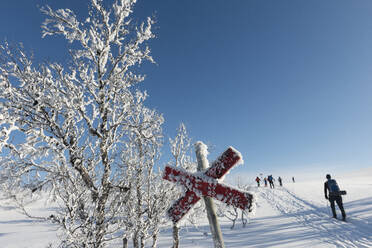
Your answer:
[169,123,194,171]
[117,117,163,248]
[0,0,162,247]
[167,123,201,248]
[119,123,197,248]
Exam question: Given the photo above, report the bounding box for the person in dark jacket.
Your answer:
[278,176,283,186]
[255,176,261,187]
[268,175,274,189]
[324,174,346,221]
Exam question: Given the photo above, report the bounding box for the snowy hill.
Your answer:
[1,170,371,247]
[340,167,372,179]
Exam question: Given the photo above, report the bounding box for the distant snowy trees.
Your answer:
[0,0,166,247]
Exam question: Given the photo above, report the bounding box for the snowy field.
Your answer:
[1,169,371,248]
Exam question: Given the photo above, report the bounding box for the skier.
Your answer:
[292,177,295,183]
[255,176,261,187]
[268,175,274,189]
[324,174,346,221]
[278,176,282,186]
[264,177,268,187]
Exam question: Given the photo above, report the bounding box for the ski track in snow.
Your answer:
[259,187,372,248]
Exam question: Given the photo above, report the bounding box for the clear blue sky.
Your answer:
[2,0,372,179]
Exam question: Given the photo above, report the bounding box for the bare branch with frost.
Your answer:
[0,0,162,247]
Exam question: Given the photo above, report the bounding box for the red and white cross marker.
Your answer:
[163,147,254,223]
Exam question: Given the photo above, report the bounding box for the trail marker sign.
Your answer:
[163,146,254,223]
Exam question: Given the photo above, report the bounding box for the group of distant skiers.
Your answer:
[255,175,295,188]
[254,173,347,221]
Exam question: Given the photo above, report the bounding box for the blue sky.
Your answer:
[2,0,372,180]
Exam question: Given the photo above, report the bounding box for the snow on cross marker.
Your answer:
[163,146,254,223]
[163,166,253,208]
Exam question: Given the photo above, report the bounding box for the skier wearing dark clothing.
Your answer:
[264,177,268,187]
[255,177,261,187]
[278,177,282,186]
[324,174,346,221]
[268,175,274,189]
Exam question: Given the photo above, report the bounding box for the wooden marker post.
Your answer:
[195,142,225,248]
[163,142,254,248]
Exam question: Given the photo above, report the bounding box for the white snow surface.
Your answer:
[1,170,372,248]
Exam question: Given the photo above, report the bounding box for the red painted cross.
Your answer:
[163,147,254,223]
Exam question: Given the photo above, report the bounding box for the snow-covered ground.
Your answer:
[1,170,371,248]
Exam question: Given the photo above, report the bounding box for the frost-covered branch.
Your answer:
[0,0,161,247]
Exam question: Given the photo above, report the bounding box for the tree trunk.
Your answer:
[140,235,145,248]
[230,219,236,230]
[151,232,158,248]
[123,237,128,248]
[94,182,110,247]
[133,235,138,248]
[172,224,179,248]
[241,211,248,228]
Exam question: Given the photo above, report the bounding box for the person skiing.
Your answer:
[255,176,261,187]
[324,174,346,221]
[278,176,282,186]
[268,175,275,189]
[292,177,295,183]
[264,177,268,187]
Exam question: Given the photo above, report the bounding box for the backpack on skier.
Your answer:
[328,179,346,196]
